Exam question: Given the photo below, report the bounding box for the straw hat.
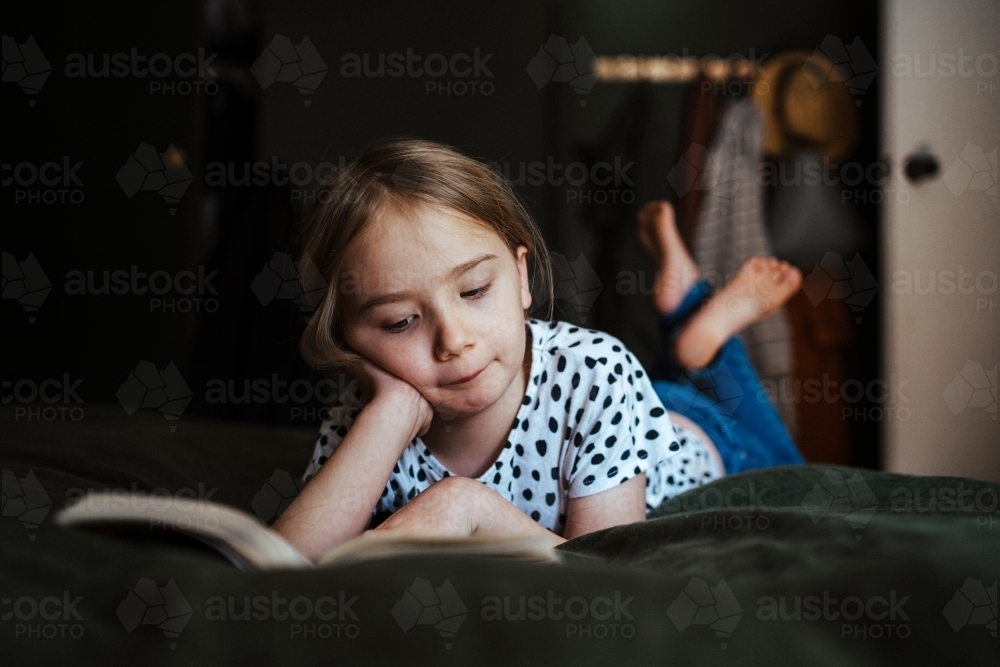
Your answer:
[751,50,860,163]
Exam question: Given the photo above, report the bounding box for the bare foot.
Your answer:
[637,201,700,314]
[675,257,802,369]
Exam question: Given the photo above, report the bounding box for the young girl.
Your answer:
[272,139,804,561]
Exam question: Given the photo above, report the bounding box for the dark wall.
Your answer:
[3,1,206,410]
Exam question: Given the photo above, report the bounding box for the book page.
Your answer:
[56,492,311,570]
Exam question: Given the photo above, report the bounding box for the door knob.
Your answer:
[903,152,940,184]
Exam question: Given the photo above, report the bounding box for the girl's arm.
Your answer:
[561,473,647,540]
[272,389,429,561]
[358,472,645,549]
[367,476,568,548]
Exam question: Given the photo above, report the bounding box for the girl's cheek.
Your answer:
[384,344,425,381]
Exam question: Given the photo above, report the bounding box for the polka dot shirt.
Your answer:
[303,319,722,534]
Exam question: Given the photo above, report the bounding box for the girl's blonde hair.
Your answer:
[298,138,554,370]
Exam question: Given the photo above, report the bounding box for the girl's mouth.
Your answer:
[445,365,485,385]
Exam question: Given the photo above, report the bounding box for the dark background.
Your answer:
[2,0,880,467]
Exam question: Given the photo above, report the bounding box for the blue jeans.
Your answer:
[649,279,804,475]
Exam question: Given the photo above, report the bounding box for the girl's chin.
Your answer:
[431,386,502,416]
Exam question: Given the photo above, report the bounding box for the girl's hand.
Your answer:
[370,476,567,548]
[343,352,434,439]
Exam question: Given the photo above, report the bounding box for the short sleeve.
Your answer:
[565,350,679,499]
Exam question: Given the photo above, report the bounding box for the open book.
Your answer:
[55,491,562,571]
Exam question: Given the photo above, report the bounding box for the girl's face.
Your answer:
[339,203,533,416]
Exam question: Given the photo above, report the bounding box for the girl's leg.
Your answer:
[636,200,708,382]
[638,201,805,474]
[639,202,801,380]
[684,335,803,469]
[674,256,801,371]
[654,376,802,474]
[649,278,714,382]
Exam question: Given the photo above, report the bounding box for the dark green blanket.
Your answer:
[2,405,997,665]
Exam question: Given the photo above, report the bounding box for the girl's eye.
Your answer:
[383,315,415,332]
[462,282,493,299]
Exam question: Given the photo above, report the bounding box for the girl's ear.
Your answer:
[515,245,532,311]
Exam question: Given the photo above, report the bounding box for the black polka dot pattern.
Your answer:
[302,319,721,533]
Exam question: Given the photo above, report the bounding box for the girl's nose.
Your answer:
[435,315,476,361]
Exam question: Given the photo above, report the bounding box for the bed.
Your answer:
[2,405,996,665]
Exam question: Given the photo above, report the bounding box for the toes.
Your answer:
[786,266,803,289]
[773,264,802,292]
